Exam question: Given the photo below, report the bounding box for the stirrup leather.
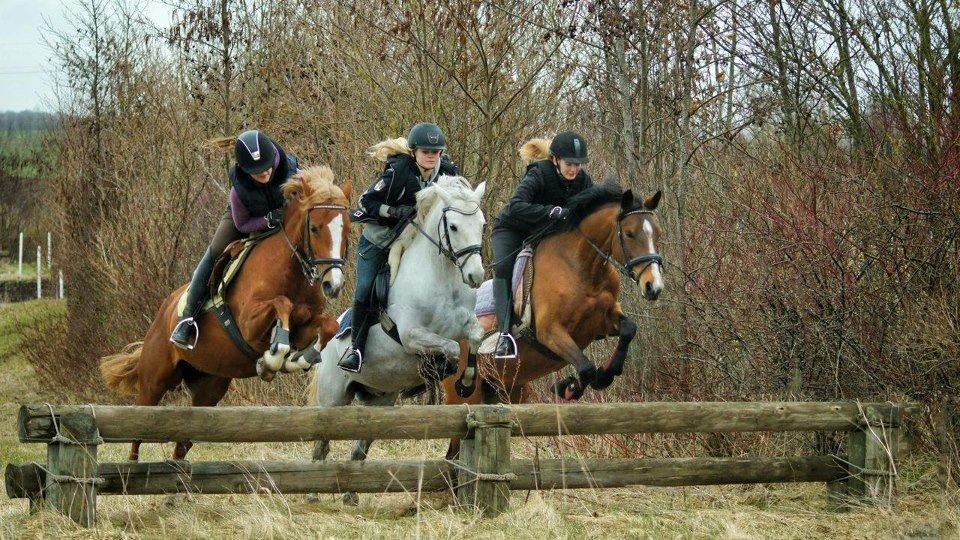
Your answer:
[494,332,518,360]
[170,317,199,350]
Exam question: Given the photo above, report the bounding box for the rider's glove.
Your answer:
[548,206,569,220]
[388,205,417,222]
[265,209,283,229]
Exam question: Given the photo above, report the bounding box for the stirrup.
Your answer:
[169,317,199,350]
[337,347,363,373]
[494,332,518,360]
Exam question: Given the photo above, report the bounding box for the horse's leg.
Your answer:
[175,369,232,460]
[307,357,356,501]
[285,314,338,372]
[591,314,638,391]
[538,325,597,401]
[237,295,293,378]
[130,337,183,461]
[342,391,398,506]
[400,327,461,364]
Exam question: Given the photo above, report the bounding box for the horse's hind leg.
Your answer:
[175,369,231,460]
[342,391,398,506]
[129,336,184,461]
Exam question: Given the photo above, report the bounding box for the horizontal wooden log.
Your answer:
[7,455,844,498]
[19,402,901,443]
[511,455,846,490]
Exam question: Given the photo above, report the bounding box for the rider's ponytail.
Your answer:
[368,137,412,162]
[206,135,237,151]
[519,138,551,163]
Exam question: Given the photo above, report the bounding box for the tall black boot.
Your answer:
[493,277,518,359]
[170,247,216,350]
[338,306,375,373]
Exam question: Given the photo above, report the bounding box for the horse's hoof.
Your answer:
[256,359,276,382]
[262,343,290,372]
[342,492,359,506]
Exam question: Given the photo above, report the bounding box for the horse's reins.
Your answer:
[580,208,664,281]
[408,204,483,281]
[279,203,349,286]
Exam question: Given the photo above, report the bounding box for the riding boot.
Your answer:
[338,306,375,373]
[170,247,216,350]
[493,277,518,359]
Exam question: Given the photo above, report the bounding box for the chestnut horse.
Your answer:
[443,182,664,457]
[100,166,351,461]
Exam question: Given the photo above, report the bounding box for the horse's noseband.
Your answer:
[281,203,349,286]
[410,204,483,279]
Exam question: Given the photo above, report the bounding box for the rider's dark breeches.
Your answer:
[183,210,243,316]
[491,226,524,281]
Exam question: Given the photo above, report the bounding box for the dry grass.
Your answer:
[1,402,957,539]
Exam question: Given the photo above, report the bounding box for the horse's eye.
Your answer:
[310,225,320,234]
[450,224,459,232]
[625,230,635,239]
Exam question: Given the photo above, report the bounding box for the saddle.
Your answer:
[475,246,536,355]
[175,229,277,358]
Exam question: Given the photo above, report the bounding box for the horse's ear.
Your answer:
[474,181,486,200]
[342,182,353,201]
[620,189,635,211]
[644,190,662,210]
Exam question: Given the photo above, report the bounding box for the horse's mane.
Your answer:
[554,181,626,232]
[368,137,411,162]
[388,175,480,283]
[282,165,349,208]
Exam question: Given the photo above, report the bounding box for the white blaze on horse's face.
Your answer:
[643,219,664,294]
[323,213,345,295]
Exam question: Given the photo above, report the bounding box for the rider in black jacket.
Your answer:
[339,123,459,373]
[491,131,594,359]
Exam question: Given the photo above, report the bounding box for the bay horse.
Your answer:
[308,175,486,504]
[442,181,664,457]
[100,166,351,461]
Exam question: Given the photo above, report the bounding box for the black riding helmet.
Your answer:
[549,131,589,164]
[408,122,446,150]
[235,129,277,174]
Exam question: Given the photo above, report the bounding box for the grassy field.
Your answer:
[0,301,956,538]
[0,260,49,282]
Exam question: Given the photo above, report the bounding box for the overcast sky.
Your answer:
[0,0,172,112]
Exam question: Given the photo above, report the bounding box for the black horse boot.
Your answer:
[170,248,216,350]
[493,277,518,359]
[338,306,375,373]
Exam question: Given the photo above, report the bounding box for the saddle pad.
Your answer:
[474,247,534,317]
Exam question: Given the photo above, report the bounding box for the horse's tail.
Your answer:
[99,342,143,395]
[367,137,410,162]
[306,363,320,406]
[519,137,552,163]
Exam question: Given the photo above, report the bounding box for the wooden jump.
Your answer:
[6,401,903,526]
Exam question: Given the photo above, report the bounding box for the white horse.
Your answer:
[308,175,486,501]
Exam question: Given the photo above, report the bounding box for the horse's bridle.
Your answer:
[280,203,349,286]
[409,204,483,281]
[581,208,664,281]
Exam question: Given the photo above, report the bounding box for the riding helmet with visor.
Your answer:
[235,129,277,174]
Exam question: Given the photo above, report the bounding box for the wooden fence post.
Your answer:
[844,404,900,507]
[457,405,513,516]
[45,412,100,526]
